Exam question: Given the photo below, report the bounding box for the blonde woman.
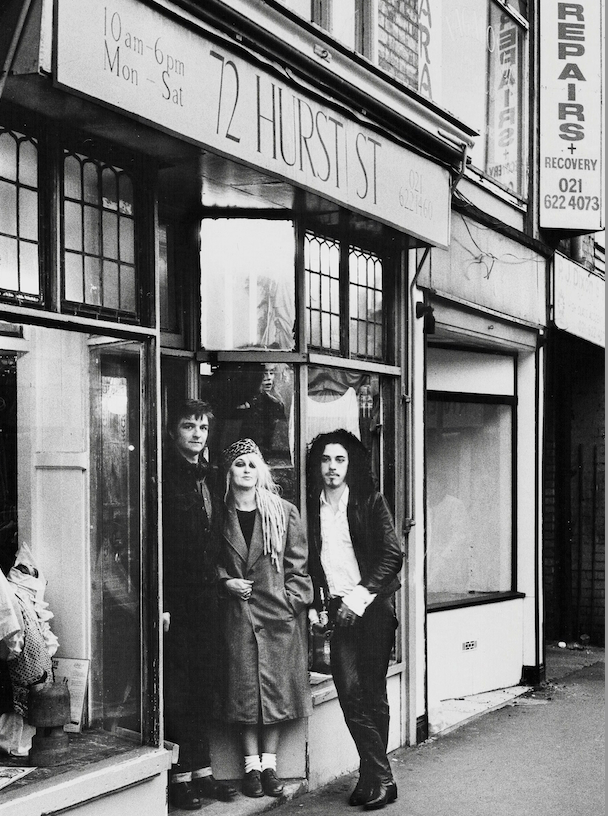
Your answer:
[219,439,312,798]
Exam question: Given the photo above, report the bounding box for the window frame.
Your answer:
[426,389,520,612]
[303,211,398,365]
[59,135,150,324]
[0,116,44,306]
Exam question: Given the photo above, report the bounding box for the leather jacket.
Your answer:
[308,491,403,610]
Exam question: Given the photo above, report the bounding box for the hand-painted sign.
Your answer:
[539,1,604,230]
[54,0,450,247]
[554,252,605,347]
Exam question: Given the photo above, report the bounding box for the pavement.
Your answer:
[172,642,605,816]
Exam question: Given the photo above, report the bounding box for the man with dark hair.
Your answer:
[163,399,237,810]
[306,430,403,811]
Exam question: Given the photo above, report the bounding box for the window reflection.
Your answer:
[200,219,296,351]
[90,340,143,733]
[201,362,295,501]
[426,398,513,605]
[307,366,381,486]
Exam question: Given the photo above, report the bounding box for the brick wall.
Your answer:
[378,0,418,90]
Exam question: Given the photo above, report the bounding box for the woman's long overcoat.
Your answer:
[219,498,313,725]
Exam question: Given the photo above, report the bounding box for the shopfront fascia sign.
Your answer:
[54,0,450,247]
[539,0,604,230]
[553,252,605,347]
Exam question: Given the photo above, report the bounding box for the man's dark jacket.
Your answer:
[307,490,403,610]
[162,444,223,719]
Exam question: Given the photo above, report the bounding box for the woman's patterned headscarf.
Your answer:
[221,438,262,470]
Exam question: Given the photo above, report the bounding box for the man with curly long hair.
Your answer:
[306,430,403,811]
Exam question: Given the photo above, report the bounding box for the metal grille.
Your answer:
[0,128,40,300]
[349,244,383,360]
[62,152,136,314]
[305,231,341,352]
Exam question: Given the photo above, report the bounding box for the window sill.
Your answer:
[428,591,525,613]
[0,732,171,815]
[310,662,405,707]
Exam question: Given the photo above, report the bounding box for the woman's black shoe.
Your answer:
[169,781,202,810]
[242,770,264,797]
[363,780,398,810]
[194,775,238,801]
[261,768,285,797]
[349,777,372,806]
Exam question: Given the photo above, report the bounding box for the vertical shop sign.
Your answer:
[418,0,442,102]
[540,1,604,229]
[486,6,522,192]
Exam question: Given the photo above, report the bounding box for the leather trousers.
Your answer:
[329,596,398,784]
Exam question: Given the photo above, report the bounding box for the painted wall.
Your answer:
[427,599,525,704]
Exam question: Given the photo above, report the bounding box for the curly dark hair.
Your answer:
[306,429,375,503]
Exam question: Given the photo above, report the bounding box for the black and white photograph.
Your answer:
[0,1,603,814]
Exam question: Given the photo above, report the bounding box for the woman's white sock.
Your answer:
[244,754,262,774]
[261,752,277,771]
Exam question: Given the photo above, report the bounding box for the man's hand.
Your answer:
[162,612,170,633]
[336,603,358,627]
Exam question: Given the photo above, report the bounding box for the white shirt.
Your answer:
[319,486,376,617]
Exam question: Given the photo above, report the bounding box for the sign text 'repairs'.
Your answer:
[539,1,603,230]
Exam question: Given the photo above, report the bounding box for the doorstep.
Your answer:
[169,778,308,816]
[428,683,532,738]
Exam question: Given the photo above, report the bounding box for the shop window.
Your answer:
[0,328,150,765]
[200,219,296,351]
[305,229,387,362]
[90,341,144,734]
[419,0,527,196]
[200,361,296,502]
[0,127,40,301]
[62,152,137,316]
[426,396,514,607]
[307,366,383,488]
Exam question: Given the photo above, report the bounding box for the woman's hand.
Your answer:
[225,578,254,601]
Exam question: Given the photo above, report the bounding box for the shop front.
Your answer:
[0,0,478,811]
[416,212,547,734]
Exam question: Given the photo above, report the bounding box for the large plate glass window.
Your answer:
[0,326,149,754]
[0,127,40,301]
[200,219,296,351]
[426,394,514,606]
[418,0,528,196]
[199,361,296,503]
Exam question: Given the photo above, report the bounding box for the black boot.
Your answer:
[349,776,372,806]
[194,775,238,801]
[169,781,202,811]
[242,770,264,798]
[363,780,398,810]
[261,768,284,797]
